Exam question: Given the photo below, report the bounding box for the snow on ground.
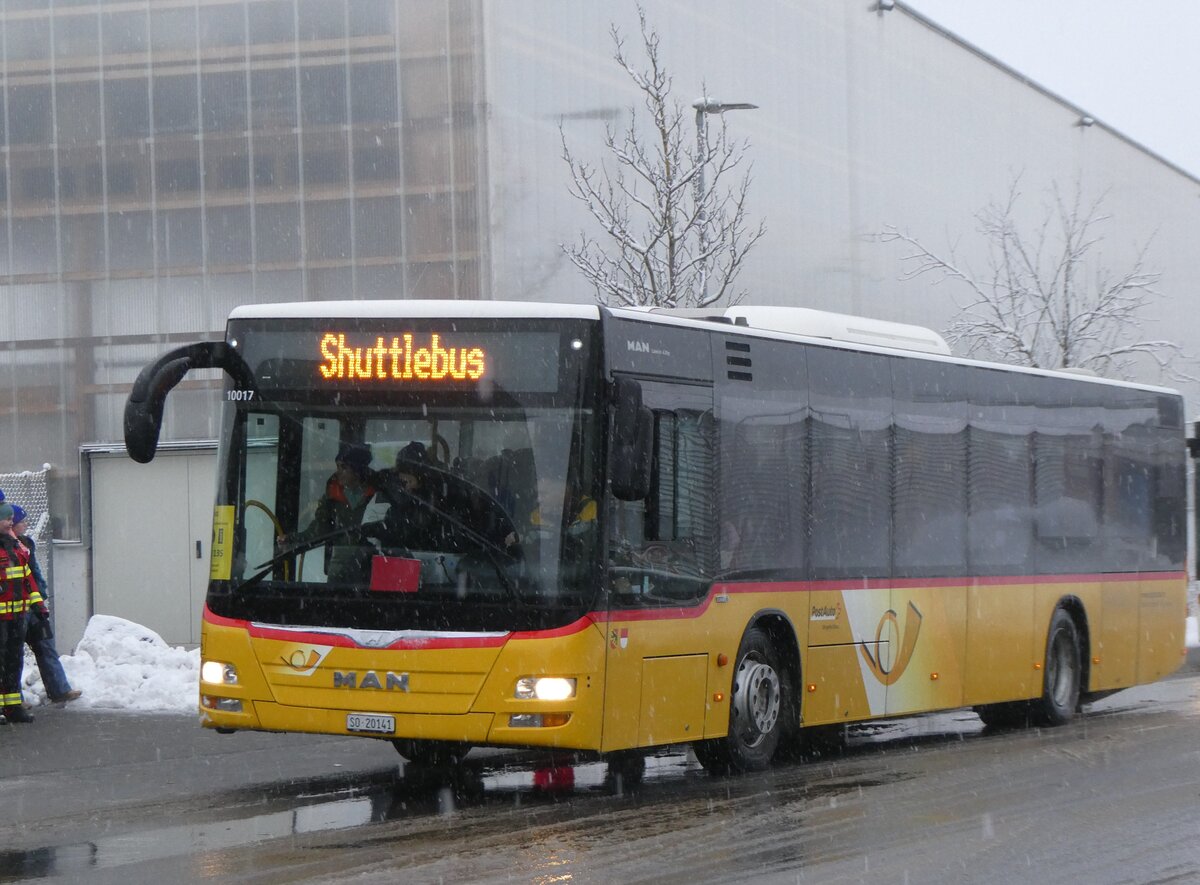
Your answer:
[15,608,1200,716]
[21,614,198,714]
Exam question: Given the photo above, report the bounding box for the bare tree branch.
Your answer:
[880,177,1194,383]
[560,5,764,308]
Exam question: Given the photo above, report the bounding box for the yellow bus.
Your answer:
[125,301,1187,771]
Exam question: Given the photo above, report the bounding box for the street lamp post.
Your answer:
[692,97,757,305]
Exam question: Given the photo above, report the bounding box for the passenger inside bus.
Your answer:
[282,442,379,583]
[365,441,438,551]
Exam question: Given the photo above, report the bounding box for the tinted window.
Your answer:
[808,348,892,579]
[718,338,808,579]
[1032,378,1103,574]
[967,368,1035,574]
[893,360,968,576]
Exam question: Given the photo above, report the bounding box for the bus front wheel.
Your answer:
[392,739,469,768]
[694,627,784,774]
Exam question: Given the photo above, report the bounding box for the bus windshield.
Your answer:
[207,320,600,633]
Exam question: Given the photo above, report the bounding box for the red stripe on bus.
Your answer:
[203,606,600,648]
[203,605,510,649]
[599,570,1187,622]
[204,570,1184,642]
[510,614,599,641]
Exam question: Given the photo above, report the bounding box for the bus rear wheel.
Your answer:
[694,627,784,774]
[1034,608,1081,726]
[391,739,469,768]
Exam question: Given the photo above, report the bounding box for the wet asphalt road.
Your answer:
[3,662,1200,884]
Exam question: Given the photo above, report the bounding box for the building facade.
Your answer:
[0,1,1197,642]
[2,0,487,540]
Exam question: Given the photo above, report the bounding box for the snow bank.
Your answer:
[22,614,199,714]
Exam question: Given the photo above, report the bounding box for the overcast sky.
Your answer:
[905,0,1200,179]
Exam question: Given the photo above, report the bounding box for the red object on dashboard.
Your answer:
[369,556,421,592]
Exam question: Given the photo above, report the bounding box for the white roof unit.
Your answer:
[228,300,602,321]
[654,305,951,356]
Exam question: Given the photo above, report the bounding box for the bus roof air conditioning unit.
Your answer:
[721,306,951,355]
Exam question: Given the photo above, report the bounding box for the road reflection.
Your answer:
[0,707,992,880]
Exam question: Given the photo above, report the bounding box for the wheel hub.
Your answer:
[732,657,781,745]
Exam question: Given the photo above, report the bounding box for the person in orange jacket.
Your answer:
[12,505,80,705]
[282,442,379,583]
[0,502,34,723]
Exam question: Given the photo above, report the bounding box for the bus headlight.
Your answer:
[201,660,238,685]
[515,677,576,701]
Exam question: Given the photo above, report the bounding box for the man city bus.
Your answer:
[124,300,1188,771]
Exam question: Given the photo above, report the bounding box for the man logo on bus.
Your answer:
[858,602,923,686]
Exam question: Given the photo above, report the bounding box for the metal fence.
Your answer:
[0,464,52,551]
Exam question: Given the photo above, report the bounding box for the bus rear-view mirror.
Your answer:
[124,341,254,463]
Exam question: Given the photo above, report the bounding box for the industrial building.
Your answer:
[0,1,1195,646]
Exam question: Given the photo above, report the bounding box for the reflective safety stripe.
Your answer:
[4,566,25,579]
[1,692,23,706]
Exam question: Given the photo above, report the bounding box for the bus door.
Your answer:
[602,379,717,752]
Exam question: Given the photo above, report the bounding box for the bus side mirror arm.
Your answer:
[124,341,254,464]
[610,377,653,501]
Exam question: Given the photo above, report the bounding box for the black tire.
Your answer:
[391,739,470,767]
[1033,608,1081,726]
[694,627,785,774]
[602,750,646,793]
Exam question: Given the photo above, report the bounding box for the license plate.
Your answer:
[346,713,395,734]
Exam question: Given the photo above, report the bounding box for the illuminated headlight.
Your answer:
[514,677,576,701]
[201,660,238,685]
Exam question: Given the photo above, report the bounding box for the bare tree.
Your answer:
[560,7,765,309]
[881,178,1190,381]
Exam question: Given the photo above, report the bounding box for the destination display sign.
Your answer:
[227,323,566,394]
[319,332,487,382]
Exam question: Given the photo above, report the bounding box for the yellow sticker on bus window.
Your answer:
[210,505,235,581]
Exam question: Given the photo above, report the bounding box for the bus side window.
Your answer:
[644,408,717,577]
[239,412,281,580]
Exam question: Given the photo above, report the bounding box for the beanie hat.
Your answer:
[10,505,26,525]
[336,442,372,477]
[0,503,13,522]
[397,440,428,465]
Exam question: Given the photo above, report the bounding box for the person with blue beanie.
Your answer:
[281,442,378,583]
